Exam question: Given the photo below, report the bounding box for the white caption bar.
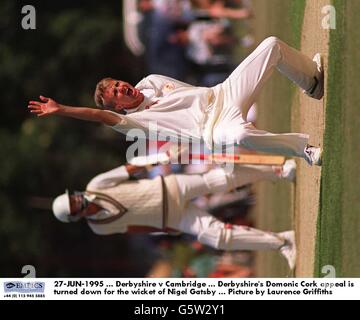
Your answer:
[1,278,359,300]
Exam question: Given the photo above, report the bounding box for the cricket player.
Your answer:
[29,36,323,165]
[52,160,297,269]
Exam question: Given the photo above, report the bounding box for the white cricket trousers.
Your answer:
[171,166,287,251]
[212,36,319,158]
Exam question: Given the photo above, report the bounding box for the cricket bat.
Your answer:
[129,153,286,166]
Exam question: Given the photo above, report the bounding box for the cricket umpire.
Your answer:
[52,161,297,269]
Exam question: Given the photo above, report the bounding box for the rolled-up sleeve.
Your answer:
[87,166,130,189]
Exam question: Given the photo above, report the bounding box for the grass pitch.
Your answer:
[315,0,360,277]
[251,0,305,277]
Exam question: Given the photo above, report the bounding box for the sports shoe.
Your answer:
[304,145,322,166]
[280,159,297,182]
[303,53,324,100]
[278,231,296,270]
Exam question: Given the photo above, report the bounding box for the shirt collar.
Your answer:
[84,194,96,202]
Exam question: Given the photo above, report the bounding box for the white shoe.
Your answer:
[280,159,297,182]
[304,53,324,100]
[304,145,322,166]
[278,231,296,270]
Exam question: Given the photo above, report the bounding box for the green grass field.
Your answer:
[251,0,305,277]
[252,0,359,277]
[315,0,360,277]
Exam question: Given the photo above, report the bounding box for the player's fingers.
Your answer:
[28,105,40,109]
[28,101,41,106]
[39,95,49,102]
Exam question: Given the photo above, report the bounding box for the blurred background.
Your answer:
[1,0,259,277]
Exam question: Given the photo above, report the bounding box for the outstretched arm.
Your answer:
[28,95,120,126]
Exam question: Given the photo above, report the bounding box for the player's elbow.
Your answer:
[98,110,119,126]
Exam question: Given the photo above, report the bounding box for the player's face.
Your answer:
[102,80,144,112]
[69,194,85,216]
[69,194,100,218]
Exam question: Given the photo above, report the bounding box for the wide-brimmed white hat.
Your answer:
[52,190,72,223]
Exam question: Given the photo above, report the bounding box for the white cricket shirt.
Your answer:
[108,74,219,146]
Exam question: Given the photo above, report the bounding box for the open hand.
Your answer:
[28,96,60,117]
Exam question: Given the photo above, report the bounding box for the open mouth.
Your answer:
[126,87,135,96]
